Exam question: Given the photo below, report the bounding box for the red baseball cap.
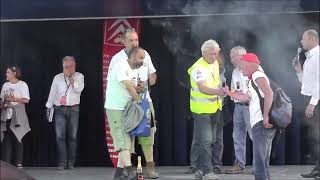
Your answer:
[240,53,260,64]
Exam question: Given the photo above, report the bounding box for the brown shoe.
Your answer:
[144,162,159,179]
[225,163,244,174]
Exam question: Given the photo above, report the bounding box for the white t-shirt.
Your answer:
[231,67,249,102]
[108,49,156,102]
[104,59,136,110]
[248,71,270,127]
[0,81,30,119]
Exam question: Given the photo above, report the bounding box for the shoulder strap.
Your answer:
[250,79,265,113]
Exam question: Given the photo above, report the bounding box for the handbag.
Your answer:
[251,79,292,129]
[129,93,151,137]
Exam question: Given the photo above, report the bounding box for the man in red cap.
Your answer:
[223,53,275,180]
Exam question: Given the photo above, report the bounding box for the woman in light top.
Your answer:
[0,66,31,168]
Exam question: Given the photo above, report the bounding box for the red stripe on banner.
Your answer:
[102,18,140,167]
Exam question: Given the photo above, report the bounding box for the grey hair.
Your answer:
[62,56,76,66]
[201,39,220,55]
[231,46,247,55]
[305,29,319,42]
[123,28,137,40]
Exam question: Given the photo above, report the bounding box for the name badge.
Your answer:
[60,96,67,105]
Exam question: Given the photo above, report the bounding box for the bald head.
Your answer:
[128,47,145,69]
[301,29,319,50]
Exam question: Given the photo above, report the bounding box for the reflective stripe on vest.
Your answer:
[190,96,219,103]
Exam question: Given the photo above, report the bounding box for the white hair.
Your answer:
[62,56,76,67]
[231,46,247,55]
[201,39,220,55]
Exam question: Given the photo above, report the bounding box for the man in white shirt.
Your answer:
[46,56,85,170]
[294,29,320,178]
[223,53,275,180]
[105,47,145,180]
[108,28,158,179]
[225,46,252,174]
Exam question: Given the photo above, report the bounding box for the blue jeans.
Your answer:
[54,105,79,166]
[252,121,276,180]
[190,111,221,173]
[212,110,224,168]
[233,104,252,168]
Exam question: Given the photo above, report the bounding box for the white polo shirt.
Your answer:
[108,49,156,102]
[248,71,270,127]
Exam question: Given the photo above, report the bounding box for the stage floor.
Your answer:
[24,165,314,180]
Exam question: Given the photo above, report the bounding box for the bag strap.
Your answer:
[251,78,284,144]
[250,79,265,112]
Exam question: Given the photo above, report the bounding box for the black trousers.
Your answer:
[1,120,23,165]
[303,96,320,167]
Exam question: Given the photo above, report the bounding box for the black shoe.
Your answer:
[301,168,320,178]
[212,166,223,174]
[184,166,197,174]
[57,165,65,170]
[113,167,126,180]
[66,165,75,170]
[125,166,136,180]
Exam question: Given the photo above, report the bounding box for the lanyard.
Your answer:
[63,74,74,96]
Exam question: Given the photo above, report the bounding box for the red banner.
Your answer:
[102,18,141,167]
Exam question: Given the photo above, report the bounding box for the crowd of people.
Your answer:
[0,28,318,180]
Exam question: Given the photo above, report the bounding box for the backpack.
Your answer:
[250,78,292,130]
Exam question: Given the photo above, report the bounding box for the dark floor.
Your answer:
[21,165,316,180]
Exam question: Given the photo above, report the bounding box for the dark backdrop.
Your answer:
[0,13,319,167]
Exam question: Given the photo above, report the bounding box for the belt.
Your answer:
[235,102,249,106]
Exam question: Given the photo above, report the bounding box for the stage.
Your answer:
[22,165,314,180]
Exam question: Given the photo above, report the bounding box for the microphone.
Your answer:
[292,47,302,67]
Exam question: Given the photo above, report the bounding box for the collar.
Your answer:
[305,45,319,59]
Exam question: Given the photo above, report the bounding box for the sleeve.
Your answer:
[310,57,319,105]
[21,82,30,99]
[46,76,57,108]
[191,68,207,82]
[0,84,5,99]
[145,51,156,75]
[72,73,85,93]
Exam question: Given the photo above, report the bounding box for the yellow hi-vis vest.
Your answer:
[187,57,222,114]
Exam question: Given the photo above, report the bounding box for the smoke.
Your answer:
[148,0,319,102]
[146,0,319,162]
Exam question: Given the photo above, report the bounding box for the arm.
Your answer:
[145,51,157,86]
[306,57,319,118]
[71,73,85,93]
[255,77,274,128]
[310,58,319,106]
[46,77,57,108]
[149,72,157,86]
[223,86,250,102]
[122,80,141,101]
[197,81,225,96]
[7,97,29,104]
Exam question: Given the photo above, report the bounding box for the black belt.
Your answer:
[235,102,249,106]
